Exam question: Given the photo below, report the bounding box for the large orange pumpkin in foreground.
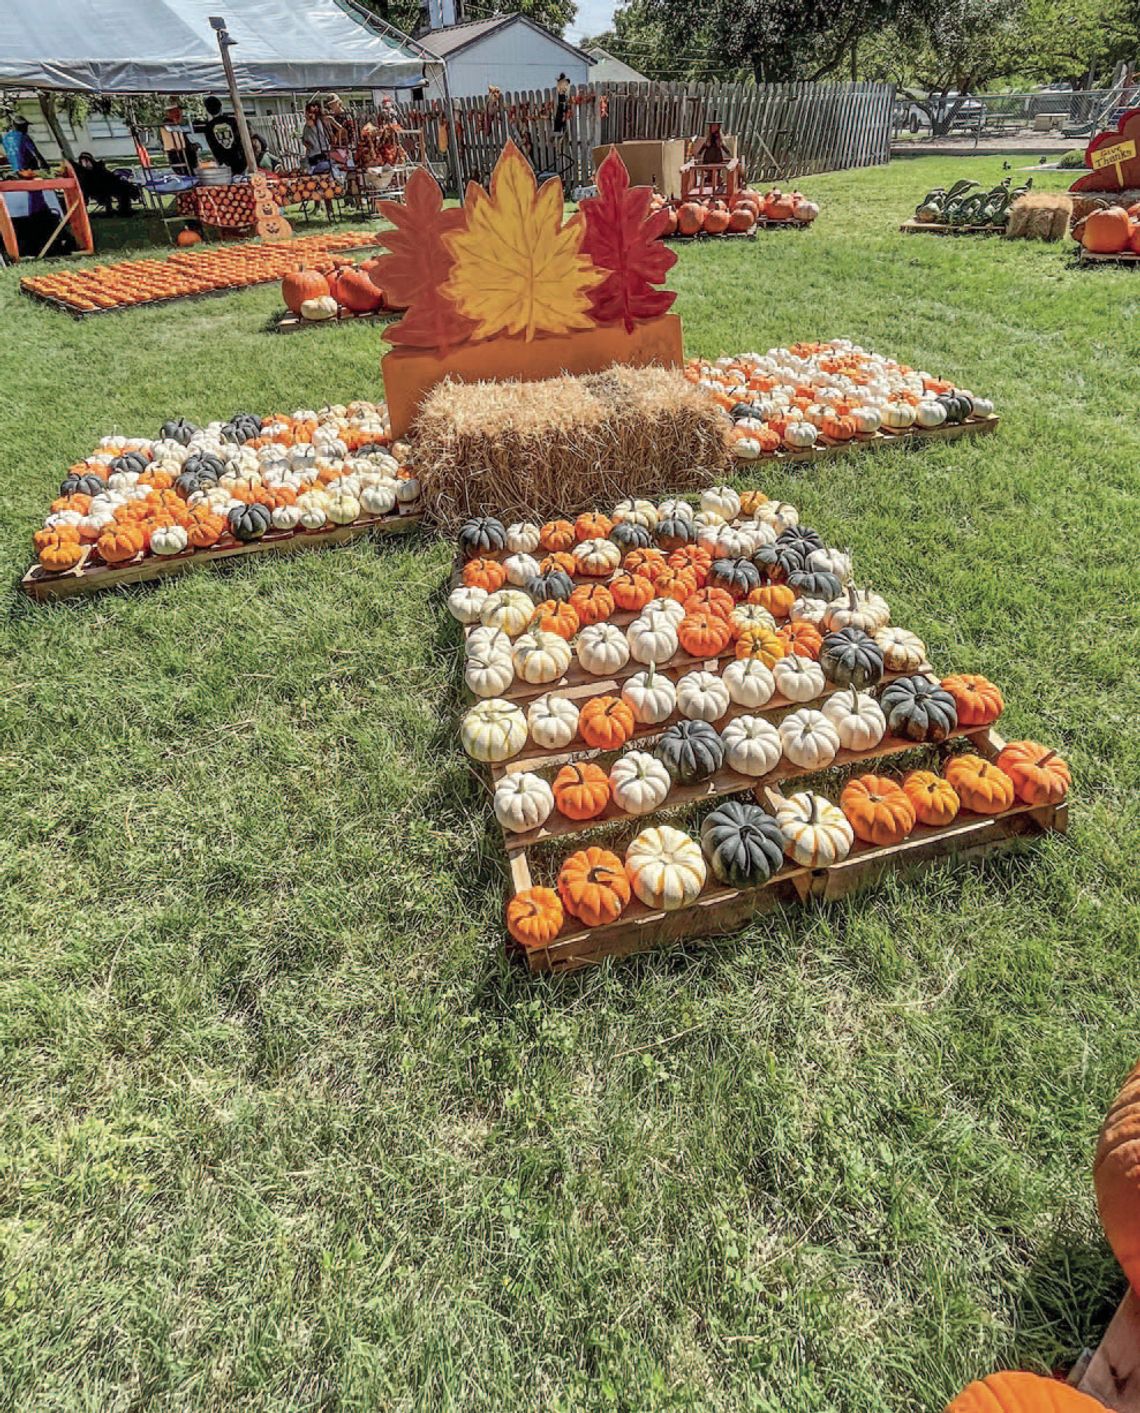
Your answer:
[1080,206,1132,254]
[282,264,331,315]
[1094,1057,1140,1295]
[945,1371,1105,1412]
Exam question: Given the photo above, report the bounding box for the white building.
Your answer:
[584,46,649,84]
[411,16,593,101]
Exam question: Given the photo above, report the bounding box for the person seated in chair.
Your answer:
[76,151,136,216]
[251,134,280,172]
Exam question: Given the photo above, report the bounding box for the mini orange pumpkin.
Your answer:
[462,557,507,592]
[944,754,1015,815]
[609,572,655,613]
[35,524,80,550]
[535,599,580,640]
[941,674,1004,726]
[677,609,733,658]
[186,512,226,549]
[749,584,796,619]
[735,624,786,667]
[574,511,612,542]
[668,544,712,588]
[579,696,636,751]
[777,621,823,660]
[37,534,85,572]
[994,740,1071,805]
[738,490,769,515]
[683,586,734,620]
[569,583,615,626]
[653,565,698,603]
[540,551,576,576]
[539,519,575,552]
[902,769,960,827]
[557,845,631,927]
[840,774,916,846]
[506,887,564,947]
[97,524,145,564]
[552,763,612,820]
[623,547,667,582]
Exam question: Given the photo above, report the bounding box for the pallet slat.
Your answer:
[1074,1289,1140,1410]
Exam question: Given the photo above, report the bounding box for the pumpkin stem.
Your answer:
[850,685,860,709]
[846,582,858,612]
[1037,749,1058,766]
[807,793,819,824]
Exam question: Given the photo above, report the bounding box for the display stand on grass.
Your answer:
[0,162,93,262]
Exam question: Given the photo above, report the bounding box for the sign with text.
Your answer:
[1092,139,1137,171]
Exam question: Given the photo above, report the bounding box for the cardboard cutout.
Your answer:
[1070,108,1140,192]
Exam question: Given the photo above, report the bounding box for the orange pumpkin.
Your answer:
[944,754,1015,815]
[941,674,1004,726]
[506,887,564,948]
[34,524,80,550]
[186,512,226,549]
[668,544,712,587]
[1095,1058,1140,1299]
[623,547,667,582]
[683,586,734,620]
[777,621,823,660]
[37,534,85,572]
[574,511,613,542]
[609,572,655,613]
[97,524,145,564]
[677,610,733,658]
[557,846,631,927]
[462,557,507,592]
[535,599,579,640]
[329,265,385,313]
[704,208,731,235]
[540,551,576,576]
[748,584,796,620]
[677,201,706,236]
[994,740,1071,805]
[902,769,960,827]
[569,583,615,626]
[840,774,916,846]
[282,264,331,314]
[1081,205,1132,254]
[735,625,786,666]
[579,696,636,751]
[653,565,698,603]
[539,519,576,552]
[552,763,612,820]
[944,1371,1104,1412]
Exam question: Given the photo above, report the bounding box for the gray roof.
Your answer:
[416,14,593,64]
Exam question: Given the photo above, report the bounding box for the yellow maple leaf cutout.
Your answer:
[442,141,603,342]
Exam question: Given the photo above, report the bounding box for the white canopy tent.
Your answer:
[0,0,439,93]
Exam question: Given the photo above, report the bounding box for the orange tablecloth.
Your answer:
[176,173,344,229]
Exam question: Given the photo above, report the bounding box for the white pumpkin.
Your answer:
[465,625,513,660]
[772,653,825,703]
[460,699,528,762]
[527,694,579,749]
[882,401,916,430]
[150,524,188,556]
[823,585,890,633]
[728,602,776,638]
[751,500,798,532]
[808,546,853,581]
[395,474,421,505]
[271,503,302,532]
[691,509,726,530]
[625,825,706,910]
[465,650,515,699]
[915,399,948,429]
[722,715,782,777]
[851,406,882,435]
[784,422,818,450]
[298,503,328,530]
[697,524,756,560]
[360,482,397,517]
[506,522,541,554]
[448,584,488,624]
[676,670,730,722]
[573,537,621,576]
[326,491,361,525]
[609,751,671,816]
[637,598,685,629]
[512,630,572,685]
[621,661,677,725]
[732,435,764,463]
[770,790,853,867]
[735,517,777,548]
[480,589,534,638]
[822,687,886,752]
[873,626,926,672]
[656,498,694,522]
[789,596,828,628]
[612,497,658,530]
[721,657,775,708]
[627,614,678,666]
[493,773,554,834]
[699,485,741,521]
[969,394,995,419]
[778,708,840,769]
[577,623,630,676]
[503,552,541,587]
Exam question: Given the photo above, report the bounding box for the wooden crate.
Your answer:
[1070,1288,1140,1410]
[899,220,1008,236]
[21,506,421,602]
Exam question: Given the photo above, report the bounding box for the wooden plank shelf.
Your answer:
[737,415,999,464]
[20,506,421,601]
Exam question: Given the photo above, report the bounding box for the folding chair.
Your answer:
[129,131,198,241]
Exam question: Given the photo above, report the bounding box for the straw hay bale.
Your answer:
[412,365,731,528]
[1007,192,1074,242]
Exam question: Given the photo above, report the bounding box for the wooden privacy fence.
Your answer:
[273,79,894,193]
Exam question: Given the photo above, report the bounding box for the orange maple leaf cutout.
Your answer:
[372,168,474,351]
[579,149,677,333]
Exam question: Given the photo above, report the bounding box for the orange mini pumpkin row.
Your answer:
[840,775,916,847]
[579,695,636,751]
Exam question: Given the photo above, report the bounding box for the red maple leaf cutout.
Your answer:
[372,168,475,351]
[579,149,678,333]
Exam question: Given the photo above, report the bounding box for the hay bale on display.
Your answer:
[413,365,730,527]
[1006,192,1074,242]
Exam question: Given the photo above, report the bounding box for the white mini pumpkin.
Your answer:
[503,552,541,587]
[779,708,840,769]
[915,399,948,429]
[460,699,527,762]
[789,596,828,628]
[676,670,730,722]
[882,401,917,430]
[751,500,798,532]
[612,497,658,530]
[465,650,515,699]
[150,524,188,556]
[527,694,579,748]
[656,498,694,522]
[822,687,887,752]
[697,524,756,560]
[577,623,630,676]
[808,546,853,581]
[823,585,890,633]
[625,825,706,910]
[728,602,776,638]
[506,522,541,554]
[512,630,572,685]
[873,626,926,672]
[326,490,361,525]
[448,584,488,624]
[573,537,621,576]
[298,503,328,531]
[851,406,882,435]
[360,482,397,517]
[699,485,741,521]
[722,715,782,777]
[770,790,853,867]
[721,657,775,708]
[480,589,534,638]
[609,751,671,816]
[465,624,513,660]
[493,773,554,834]
[271,504,302,532]
[627,615,678,666]
[772,653,826,703]
[784,422,818,450]
[735,517,777,548]
[621,661,677,725]
[691,509,725,531]
[637,598,685,629]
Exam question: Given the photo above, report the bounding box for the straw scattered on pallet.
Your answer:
[412,365,732,528]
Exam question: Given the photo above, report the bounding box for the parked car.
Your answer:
[898,92,987,134]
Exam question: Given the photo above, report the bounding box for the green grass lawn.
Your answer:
[2,155,1139,1411]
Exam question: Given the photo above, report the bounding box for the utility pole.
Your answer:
[209,15,258,177]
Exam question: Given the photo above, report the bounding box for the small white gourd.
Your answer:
[577,623,630,676]
[609,752,671,816]
[772,653,825,703]
[527,693,580,749]
[722,715,781,777]
[627,615,678,666]
[721,657,775,708]
[822,687,886,752]
[621,661,677,725]
[448,584,488,624]
[676,670,730,722]
[778,708,840,769]
[460,699,527,762]
[493,773,555,833]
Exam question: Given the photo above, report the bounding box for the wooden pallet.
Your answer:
[899,220,1008,236]
[1071,1289,1140,1410]
[508,726,1068,973]
[1077,247,1140,267]
[663,220,811,243]
[275,308,400,333]
[20,506,421,601]
[740,415,999,465]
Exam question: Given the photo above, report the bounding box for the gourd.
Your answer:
[902,769,960,827]
[526,569,574,604]
[700,485,741,521]
[1095,1059,1140,1299]
[624,826,706,910]
[527,693,579,748]
[460,699,527,761]
[677,610,732,659]
[697,524,756,560]
[326,490,361,525]
[150,524,189,556]
[466,624,513,660]
[610,572,655,613]
[676,670,730,722]
[787,567,843,603]
[574,537,622,577]
[882,402,916,430]
[541,550,576,577]
[994,741,1071,804]
[579,696,636,750]
[937,391,974,424]
[822,687,886,751]
[880,675,959,743]
[684,586,734,620]
[300,295,338,321]
[623,547,667,582]
[750,583,796,620]
[480,589,534,638]
[610,520,653,551]
[227,502,271,542]
[621,661,677,725]
[823,584,890,633]
[609,751,671,815]
[638,597,685,629]
[709,557,761,601]
[729,602,777,639]
[612,497,658,530]
[772,653,825,703]
[557,847,631,927]
[945,1371,1105,1412]
[459,515,508,559]
[807,546,853,581]
[539,519,575,552]
[840,774,915,846]
[506,888,564,947]
[552,762,612,820]
[874,626,926,673]
[37,534,85,571]
[722,715,782,777]
[465,649,515,698]
[944,753,1015,814]
[627,614,679,666]
[735,624,785,668]
[784,422,818,449]
[512,630,572,685]
[654,565,698,604]
[701,801,785,886]
[577,623,631,676]
[569,584,614,626]
[941,673,1003,726]
[463,557,507,592]
[503,552,541,587]
[779,708,840,769]
[770,790,854,867]
[506,521,542,554]
[655,720,726,783]
[494,773,555,833]
[722,657,775,708]
[819,626,884,689]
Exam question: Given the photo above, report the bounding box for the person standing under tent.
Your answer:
[203,96,247,176]
[301,100,334,173]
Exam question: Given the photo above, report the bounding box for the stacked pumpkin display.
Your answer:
[1074,200,1140,256]
[687,340,996,460]
[651,186,820,238]
[32,402,419,577]
[21,232,375,315]
[282,257,405,323]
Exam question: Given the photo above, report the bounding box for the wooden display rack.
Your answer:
[21,505,421,602]
[1070,1289,1140,1410]
[899,220,1008,236]
[275,308,399,334]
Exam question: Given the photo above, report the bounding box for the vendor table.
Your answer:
[0,162,93,261]
[175,172,343,230]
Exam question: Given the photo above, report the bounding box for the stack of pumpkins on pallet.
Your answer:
[1073,201,1140,256]
[650,186,820,238]
[281,258,405,322]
